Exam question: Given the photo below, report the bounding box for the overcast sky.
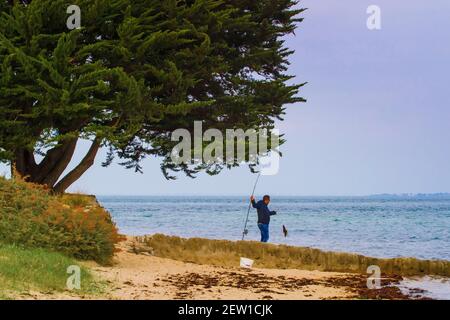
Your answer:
[3,0,450,196]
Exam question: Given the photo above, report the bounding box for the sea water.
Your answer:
[97,195,450,299]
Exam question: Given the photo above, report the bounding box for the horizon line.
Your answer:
[92,192,450,198]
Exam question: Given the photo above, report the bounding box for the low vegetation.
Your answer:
[0,244,103,299]
[0,175,122,264]
[143,234,450,277]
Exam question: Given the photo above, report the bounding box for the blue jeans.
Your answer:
[258,223,269,242]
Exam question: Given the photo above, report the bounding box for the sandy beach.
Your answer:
[89,238,352,300]
[10,236,415,300]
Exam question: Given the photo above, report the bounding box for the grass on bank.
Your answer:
[0,176,116,298]
[0,244,104,299]
[143,234,450,277]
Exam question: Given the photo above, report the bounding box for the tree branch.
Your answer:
[32,138,78,184]
[40,138,78,187]
[52,138,101,194]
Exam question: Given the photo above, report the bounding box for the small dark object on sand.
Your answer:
[282,225,288,237]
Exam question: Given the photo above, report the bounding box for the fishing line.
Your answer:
[241,172,261,240]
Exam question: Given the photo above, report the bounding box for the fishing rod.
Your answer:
[241,172,261,240]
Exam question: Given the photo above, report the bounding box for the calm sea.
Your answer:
[97,195,450,299]
[97,195,450,261]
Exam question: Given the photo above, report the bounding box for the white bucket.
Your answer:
[240,257,254,268]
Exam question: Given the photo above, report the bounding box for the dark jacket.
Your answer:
[251,200,276,224]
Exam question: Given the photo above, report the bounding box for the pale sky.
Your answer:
[3,0,450,196]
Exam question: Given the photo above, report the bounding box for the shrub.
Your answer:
[0,176,122,264]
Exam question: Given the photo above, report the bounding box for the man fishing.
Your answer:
[250,195,277,242]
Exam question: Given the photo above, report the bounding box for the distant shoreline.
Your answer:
[95,193,450,199]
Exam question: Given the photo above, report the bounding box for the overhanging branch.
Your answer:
[53,138,101,193]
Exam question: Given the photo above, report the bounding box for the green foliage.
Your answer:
[0,175,122,264]
[0,0,306,184]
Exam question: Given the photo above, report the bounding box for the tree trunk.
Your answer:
[11,138,100,194]
[13,148,37,178]
[52,138,101,194]
[39,138,78,187]
[31,138,78,185]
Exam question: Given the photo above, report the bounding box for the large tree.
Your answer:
[0,0,305,193]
